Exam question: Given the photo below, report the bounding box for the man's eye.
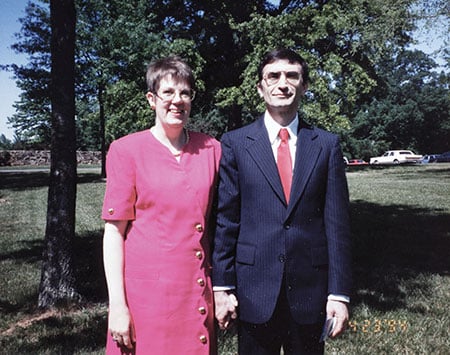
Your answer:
[268,73,280,79]
[286,72,300,79]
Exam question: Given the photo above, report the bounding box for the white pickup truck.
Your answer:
[369,150,422,165]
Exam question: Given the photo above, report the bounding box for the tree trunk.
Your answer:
[99,84,106,178]
[38,0,79,308]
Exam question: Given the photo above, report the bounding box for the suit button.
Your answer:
[198,306,206,315]
[195,223,204,232]
[199,335,207,344]
[279,254,286,263]
[197,278,205,287]
[284,224,291,230]
[195,250,203,259]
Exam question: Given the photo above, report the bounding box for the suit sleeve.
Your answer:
[212,133,241,288]
[325,137,352,296]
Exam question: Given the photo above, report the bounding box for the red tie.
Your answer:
[277,128,292,203]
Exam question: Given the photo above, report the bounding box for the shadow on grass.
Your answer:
[350,200,450,312]
[0,230,108,352]
[0,311,107,354]
[0,171,103,190]
[73,230,108,303]
[1,200,449,352]
[0,230,107,317]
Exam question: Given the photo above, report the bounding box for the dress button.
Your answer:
[199,335,207,344]
[195,223,204,232]
[198,306,206,315]
[108,208,114,215]
[197,278,205,287]
[195,250,203,259]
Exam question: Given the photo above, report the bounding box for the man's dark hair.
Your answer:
[257,48,309,85]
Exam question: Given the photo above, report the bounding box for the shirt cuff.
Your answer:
[213,286,235,292]
[328,294,350,303]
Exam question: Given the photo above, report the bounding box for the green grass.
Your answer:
[0,164,449,354]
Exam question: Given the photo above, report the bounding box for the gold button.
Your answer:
[108,208,114,215]
[198,306,206,315]
[197,278,205,287]
[195,251,203,259]
[199,335,207,344]
[195,223,203,232]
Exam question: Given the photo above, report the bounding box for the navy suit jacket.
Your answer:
[212,116,352,324]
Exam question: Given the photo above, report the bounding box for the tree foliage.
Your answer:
[7,1,51,147]
[3,0,448,158]
[217,0,416,131]
[345,49,450,159]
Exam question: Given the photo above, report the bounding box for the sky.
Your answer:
[0,1,448,141]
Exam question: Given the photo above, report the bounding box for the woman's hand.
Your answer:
[108,304,136,349]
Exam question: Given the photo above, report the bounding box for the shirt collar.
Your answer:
[264,112,299,145]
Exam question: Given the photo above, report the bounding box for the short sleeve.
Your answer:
[102,140,137,221]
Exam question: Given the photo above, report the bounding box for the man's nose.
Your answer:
[277,73,290,86]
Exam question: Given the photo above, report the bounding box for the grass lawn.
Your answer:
[0,164,449,354]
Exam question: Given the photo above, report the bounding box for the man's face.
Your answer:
[257,59,308,114]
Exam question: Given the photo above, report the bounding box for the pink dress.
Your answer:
[102,130,221,355]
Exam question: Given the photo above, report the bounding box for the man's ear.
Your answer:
[256,83,264,98]
[146,91,156,109]
[300,83,309,95]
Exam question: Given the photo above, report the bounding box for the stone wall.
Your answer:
[0,150,101,166]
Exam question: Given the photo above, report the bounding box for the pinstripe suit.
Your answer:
[212,115,352,329]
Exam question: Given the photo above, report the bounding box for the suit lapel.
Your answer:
[286,124,321,216]
[246,118,286,203]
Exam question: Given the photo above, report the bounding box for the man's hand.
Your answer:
[326,300,349,338]
[214,291,238,330]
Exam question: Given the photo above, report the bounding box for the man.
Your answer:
[212,48,352,354]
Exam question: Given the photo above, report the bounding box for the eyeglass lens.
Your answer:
[157,89,195,101]
[264,71,301,85]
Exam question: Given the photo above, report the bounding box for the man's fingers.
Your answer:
[229,293,238,306]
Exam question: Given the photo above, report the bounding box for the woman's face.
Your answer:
[146,75,193,129]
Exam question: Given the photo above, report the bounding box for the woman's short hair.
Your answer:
[257,48,309,85]
[146,56,195,93]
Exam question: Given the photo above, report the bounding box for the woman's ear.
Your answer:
[146,91,156,109]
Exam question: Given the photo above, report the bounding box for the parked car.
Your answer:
[369,150,423,165]
[421,154,439,164]
[436,151,450,163]
[347,159,369,166]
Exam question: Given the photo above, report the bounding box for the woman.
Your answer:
[102,56,221,354]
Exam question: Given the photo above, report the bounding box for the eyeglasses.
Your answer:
[263,71,302,86]
[154,88,196,102]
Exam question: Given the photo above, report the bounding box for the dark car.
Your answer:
[421,154,439,164]
[436,151,450,163]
